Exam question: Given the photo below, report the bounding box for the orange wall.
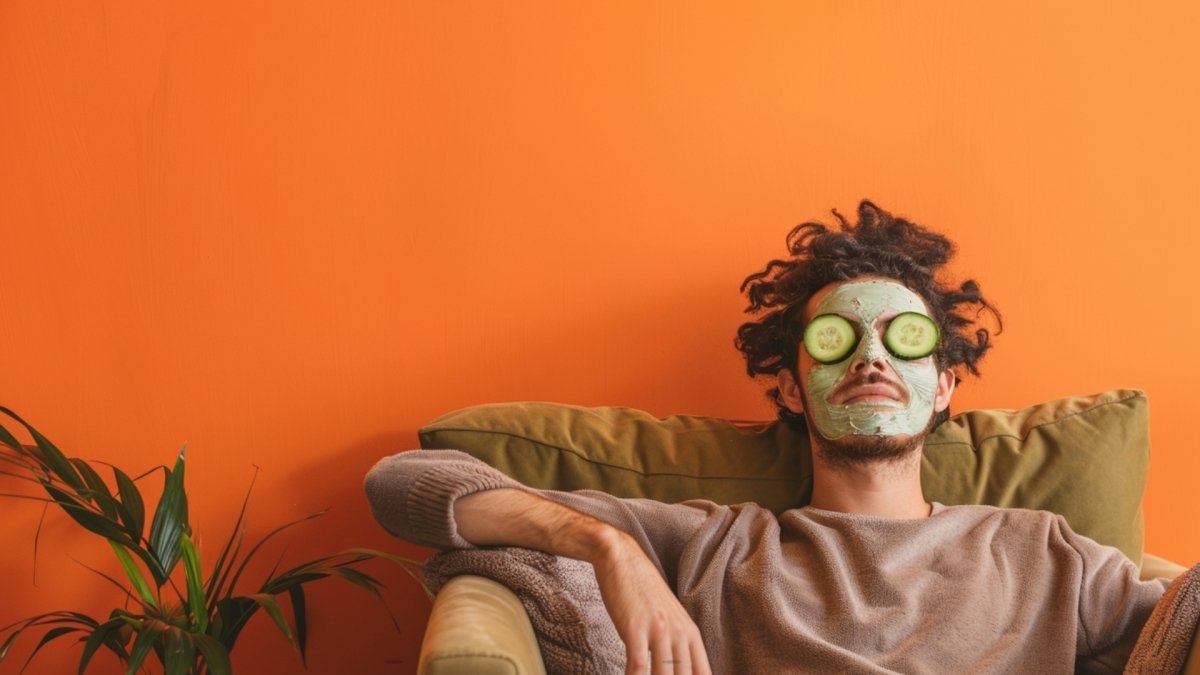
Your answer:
[2,3,1197,673]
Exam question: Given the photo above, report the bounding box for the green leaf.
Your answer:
[249,593,294,648]
[205,519,245,615]
[146,446,189,585]
[212,597,257,651]
[70,457,119,519]
[42,482,135,546]
[225,511,325,599]
[0,628,17,662]
[345,547,434,600]
[179,533,208,632]
[72,556,162,616]
[287,586,308,666]
[326,567,384,595]
[112,466,146,543]
[205,472,258,612]
[0,406,84,490]
[264,563,383,599]
[124,618,164,675]
[0,612,100,669]
[23,625,83,671]
[0,420,26,453]
[162,628,195,675]
[191,633,232,675]
[78,618,131,675]
[108,541,158,609]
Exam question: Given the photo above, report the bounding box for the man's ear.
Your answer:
[933,369,956,413]
[778,368,805,414]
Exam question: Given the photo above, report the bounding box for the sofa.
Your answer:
[393,389,1198,674]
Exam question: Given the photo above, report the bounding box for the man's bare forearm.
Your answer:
[371,453,713,672]
[455,488,628,565]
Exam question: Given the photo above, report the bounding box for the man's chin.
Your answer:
[815,433,921,467]
[812,413,938,469]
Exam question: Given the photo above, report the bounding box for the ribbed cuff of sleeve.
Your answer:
[364,448,522,550]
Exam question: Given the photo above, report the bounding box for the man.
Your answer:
[366,201,1165,674]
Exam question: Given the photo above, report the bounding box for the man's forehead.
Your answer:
[807,278,929,320]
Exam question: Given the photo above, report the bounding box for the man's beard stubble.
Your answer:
[801,372,939,470]
[814,421,932,470]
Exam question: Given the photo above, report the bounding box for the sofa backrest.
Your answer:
[419,389,1149,564]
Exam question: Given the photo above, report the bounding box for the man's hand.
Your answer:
[592,527,712,675]
[455,489,712,674]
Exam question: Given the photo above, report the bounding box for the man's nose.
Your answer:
[850,334,890,373]
[850,353,890,374]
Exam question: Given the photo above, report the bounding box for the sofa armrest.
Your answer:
[418,575,547,675]
[1142,552,1188,582]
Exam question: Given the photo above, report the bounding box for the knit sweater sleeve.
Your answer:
[363,449,527,550]
[1056,515,1167,674]
[363,448,712,577]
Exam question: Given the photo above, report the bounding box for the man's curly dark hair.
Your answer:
[735,200,1001,428]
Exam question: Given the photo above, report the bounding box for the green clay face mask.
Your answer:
[803,280,940,440]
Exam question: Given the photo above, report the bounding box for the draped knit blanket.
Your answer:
[426,548,1199,675]
[1126,562,1200,674]
[425,547,625,673]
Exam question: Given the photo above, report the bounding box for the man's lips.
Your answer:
[834,383,906,406]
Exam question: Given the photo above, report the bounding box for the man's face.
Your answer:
[779,278,955,463]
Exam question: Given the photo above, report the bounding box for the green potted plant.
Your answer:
[0,407,425,674]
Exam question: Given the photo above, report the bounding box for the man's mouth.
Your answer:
[833,380,907,406]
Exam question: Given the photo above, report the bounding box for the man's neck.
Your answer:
[806,445,930,519]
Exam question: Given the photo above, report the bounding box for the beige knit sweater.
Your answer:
[366,449,1168,674]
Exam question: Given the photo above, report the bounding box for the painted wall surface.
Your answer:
[2,2,1197,673]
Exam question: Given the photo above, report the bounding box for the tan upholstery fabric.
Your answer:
[419,575,546,675]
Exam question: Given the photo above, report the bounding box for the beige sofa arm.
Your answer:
[418,575,547,675]
[1142,552,1188,581]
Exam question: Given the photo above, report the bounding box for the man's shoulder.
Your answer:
[936,502,1067,529]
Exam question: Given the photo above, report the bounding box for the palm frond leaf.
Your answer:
[22,625,85,673]
[161,627,196,675]
[146,447,189,585]
[78,617,131,675]
[0,407,85,490]
[69,458,120,519]
[248,593,295,649]
[0,421,27,454]
[124,616,165,675]
[112,466,146,543]
[179,533,208,633]
[191,632,232,675]
[108,541,158,609]
[1,410,423,674]
[223,510,325,599]
[204,471,257,614]
[0,611,99,665]
[287,585,308,666]
[212,597,257,651]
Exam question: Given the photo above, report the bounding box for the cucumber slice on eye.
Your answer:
[884,312,940,359]
[803,314,859,364]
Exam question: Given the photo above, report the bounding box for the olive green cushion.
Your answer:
[418,389,1149,564]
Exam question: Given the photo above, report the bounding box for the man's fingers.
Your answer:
[666,645,689,675]
[625,634,649,675]
[650,625,673,674]
[621,621,707,674]
[690,636,713,675]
